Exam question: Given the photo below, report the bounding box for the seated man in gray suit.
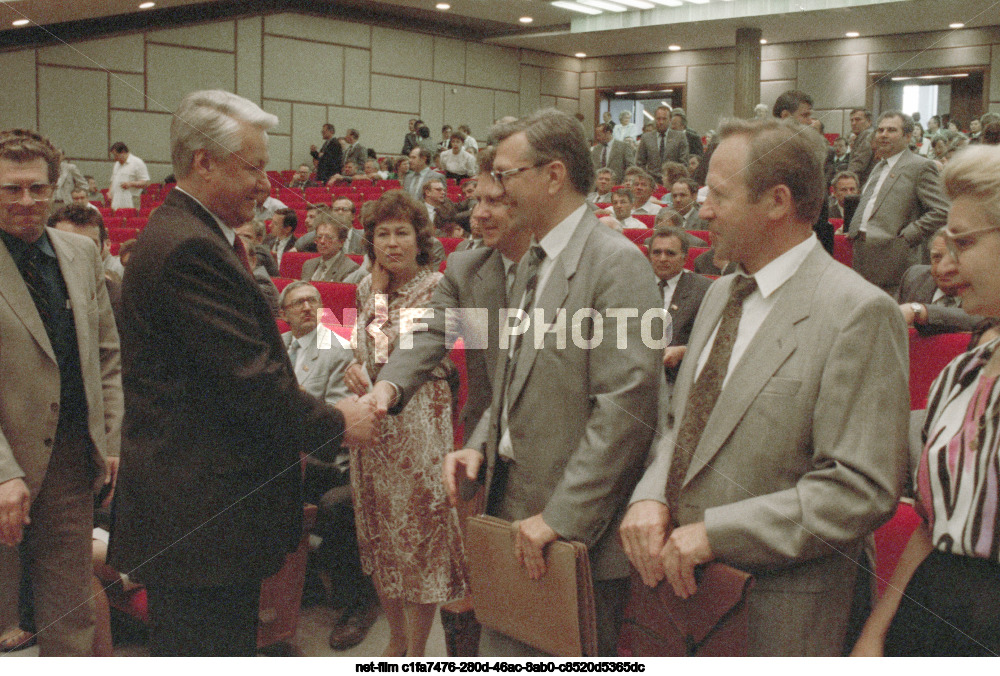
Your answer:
[670,177,707,231]
[847,111,949,295]
[897,228,988,335]
[648,226,712,383]
[635,106,688,183]
[591,122,634,184]
[620,117,908,656]
[587,168,615,204]
[300,219,360,283]
[278,281,378,650]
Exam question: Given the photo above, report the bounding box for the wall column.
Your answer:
[734,27,762,119]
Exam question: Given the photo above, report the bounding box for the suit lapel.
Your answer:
[507,212,591,409]
[683,248,827,486]
[475,251,505,373]
[0,236,56,361]
[870,151,914,218]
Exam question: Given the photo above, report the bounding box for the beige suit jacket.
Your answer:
[0,228,123,498]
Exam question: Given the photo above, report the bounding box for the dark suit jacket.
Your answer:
[300,252,360,283]
[664,270,712,381]
[590,140,634,183]
[377,247,507,447]
[684,128,704,157]
[108,189,345,587]
[635,129,689,178]
[343,143,367,168]
[311,138,343,183]
[896,264,987,335]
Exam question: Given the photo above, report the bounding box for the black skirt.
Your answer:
[884,549,1000,656]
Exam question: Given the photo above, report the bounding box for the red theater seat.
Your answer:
[873,502,922,597]
[311,282,357,324]
[908,329,969,410]
[438,237,464,255]
[832,234,852,266]
[685,246,708,270]
[623,228,653,245]
[279,251,319,279]
[632,214,656,228]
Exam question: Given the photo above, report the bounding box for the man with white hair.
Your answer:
[108,90,378,656]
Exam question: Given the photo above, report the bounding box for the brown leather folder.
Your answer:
[621,563,754,656]
[465,515,597,657]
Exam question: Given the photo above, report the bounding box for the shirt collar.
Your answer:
[0,227,56,261]
[535,203,587,263]
[740,233,818,299]
[883,149,906,170]
[175,187,236,245]
[294,327,318,351]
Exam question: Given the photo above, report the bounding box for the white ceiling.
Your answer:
[0,0,995,58]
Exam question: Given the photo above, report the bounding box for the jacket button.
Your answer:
[666,413,675,428]
[44,438,53,447]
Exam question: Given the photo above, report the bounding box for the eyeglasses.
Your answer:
[490,163,546,192]
[314,234,339,242]
[942,224,1000,259]
[283,296,321,310]
[331,206,353,213]
[0,183,54,204]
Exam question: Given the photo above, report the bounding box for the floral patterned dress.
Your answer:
[350,268,469,603]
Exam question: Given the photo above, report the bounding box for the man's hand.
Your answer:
[310,144,318,153]
[0,478,31,547]
[620,500,670,587]
[898,303,916,326]
[662,345,687,368]
[442,448,484,507]
[344,362,370,397]
[661,521,714,599]
[335,394,382,446]
[366,381,398,416]
[513,514,558,580]
[102,456,120,508]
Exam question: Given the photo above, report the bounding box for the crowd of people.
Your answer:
[1,84,999,660]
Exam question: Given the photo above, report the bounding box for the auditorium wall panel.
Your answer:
[264,13,369,49]
[433,36,466,85]
[150,22,235,51]
[797,53,867,111]
[263,99,292,135]
[466,43,520,92]
[38,34,144,72]
[444,85,494,141]
[111,73,146,111]
[344,47,372,109]
[519,65,542,117]
[371,74,420,114]
[262,35,341,105]
[236,17,263,105]
[371,26,433,80]
[687,63,735,130]
[0,50,36,130]
[494,90,521,122]
[148,44,235,113]
[290,102,328,165]
[39,66,108,159]
[420,80,446,135]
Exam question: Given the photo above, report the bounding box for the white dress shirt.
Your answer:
[695,234,818,387]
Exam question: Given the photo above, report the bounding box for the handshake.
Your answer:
[332,374,401,446]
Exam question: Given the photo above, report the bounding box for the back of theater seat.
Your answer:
[279,251,320,279]
[685,246,708,270]
[632,214,655,228]
[623,228,653,245]
[908,329,969,409]
[311,281,357,325]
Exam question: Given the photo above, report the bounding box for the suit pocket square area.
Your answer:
[759,376,801,397]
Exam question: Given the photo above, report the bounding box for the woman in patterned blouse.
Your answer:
[853,145,1000,656]
[344,191,468,657]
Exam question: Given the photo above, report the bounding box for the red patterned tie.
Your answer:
[232,235,253,273]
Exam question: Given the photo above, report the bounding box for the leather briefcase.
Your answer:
[621,563,754,656]
[465,515,597,657]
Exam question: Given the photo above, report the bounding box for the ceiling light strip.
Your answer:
[551,1,604,15]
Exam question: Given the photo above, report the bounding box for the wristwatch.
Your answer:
[909,302,924,323]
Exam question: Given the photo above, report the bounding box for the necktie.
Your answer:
[504,262,517,303]
[601,144,609,168]
[658,278,668,302]
[665,275,758,520]
[288,338,301,373]
[856,159,886,234]
[659,133,666,164]
[18,245,53,338]
[938,295,957,308]
[508,245,546,362]
[233,235,253,272]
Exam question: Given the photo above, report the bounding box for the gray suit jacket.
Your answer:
[590,140,635,184]
[848,127,875,185]
[848,150,949,292]
[282,325,352,405]
[631,243,908,655]
[300,252,360,283]
[377,247,508,447]
[635,129,689,178]
[896,264,987,335]
[483,210,662,581]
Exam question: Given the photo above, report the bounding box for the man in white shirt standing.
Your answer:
[621,117,908,656]
[108,142,149,210]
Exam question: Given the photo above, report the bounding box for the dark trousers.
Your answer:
[145,582,262,656]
